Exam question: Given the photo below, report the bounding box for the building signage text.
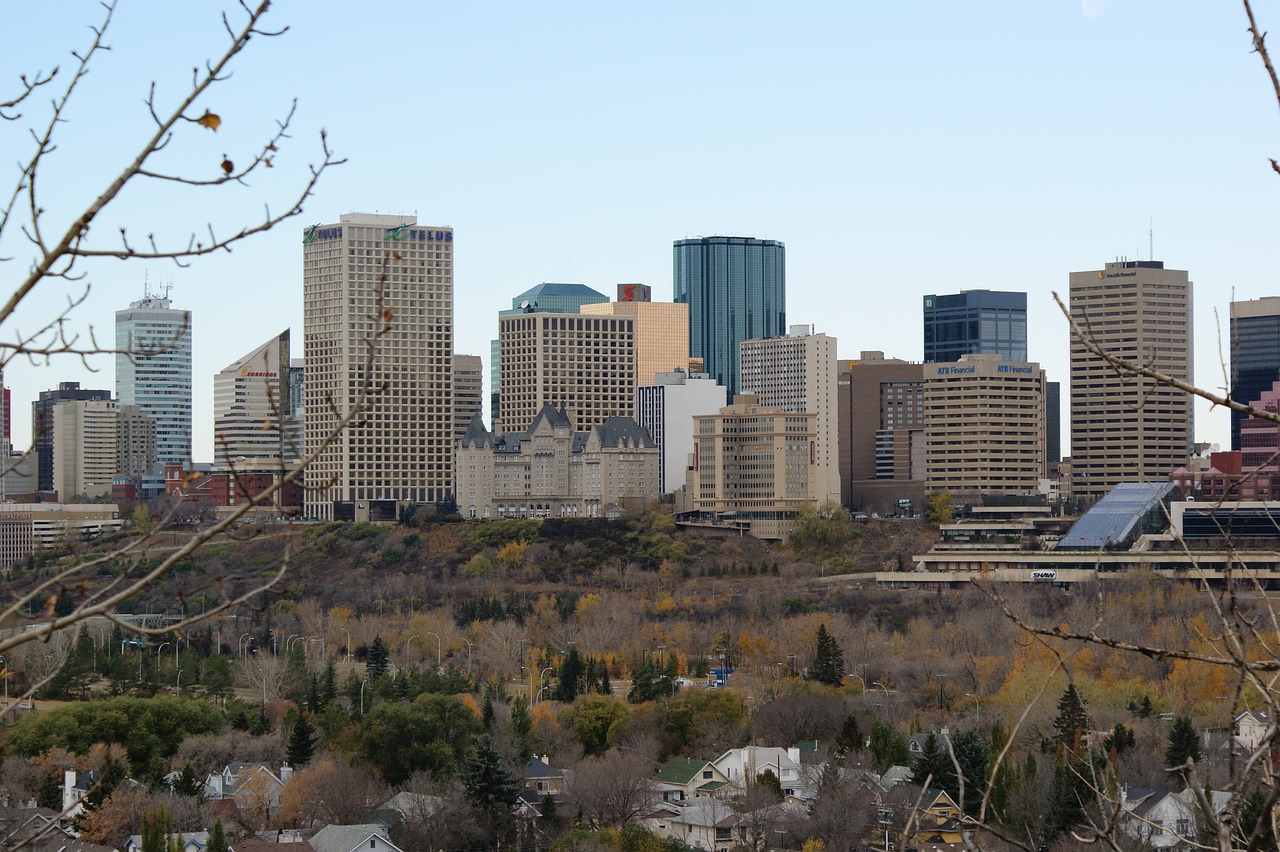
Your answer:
[935,366,976,376]
[385,224,453,242]
[302,225,342,243]
[997,365,1034,374]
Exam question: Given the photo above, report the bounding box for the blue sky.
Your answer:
[3,1,1279,460]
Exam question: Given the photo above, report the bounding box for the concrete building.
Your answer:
[924,354,1046,501]
[923,290,1027,364]
[1230,296,1280,451]
[837,352,926,515]
[739,325,841,505]
[581,285,690,386]
[213,330,298,464]
[116,404,156,481]
[1069,260,1193,500]
[0,503,123,567]
[116,293,192,464]
[674,236,785,400]
[686,394,818,540]
[636,370,727,494]
[452,354,484,445]
[302,214,454,521]
[455,404,658,520]
[32,381,112,492]
[53,399,118,500]
[490,283,609,430]
[497,311,635,433]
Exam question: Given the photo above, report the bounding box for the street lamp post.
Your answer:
[465,640,475,674]
[539,666,556,703]
[238,633,251,659]
[966,693,980,718]
[873,681,890,709]
[406,635,421,664]
[342,628,352,662]
[176,669,182,695]
[360,680,368,716]
[426,632,442,669]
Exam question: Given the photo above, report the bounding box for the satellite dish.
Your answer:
[519,300,531,311]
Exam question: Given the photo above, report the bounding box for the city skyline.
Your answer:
[5,2,1280,460]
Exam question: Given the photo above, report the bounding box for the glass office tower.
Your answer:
[923,290,1027,364]
[116,295,192,464]
[1230,297,1280,451]
[673,236,785,400]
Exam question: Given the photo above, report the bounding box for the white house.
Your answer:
[710,746,812,798]
[1119,786,1230,850]
[1234,710,1270,752]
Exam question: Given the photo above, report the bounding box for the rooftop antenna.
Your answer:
[1149,217,1154,261]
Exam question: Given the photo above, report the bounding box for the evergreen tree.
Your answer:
[306,672,321,714]
[322,658,338,708]
[1102,723,1136,758]
[911,732,949,788]
[1138,694,1153,718]
[599,661,612,696]
[1044,755,1089,846]
[206,818,228,852]
[37,771,61,810]
[555,646,585,703]
[627,657,657,703]
[868,719,911,773]
[755,769,784,800]
[482,693,496,730]
[809,624,845,686]
[1235,786,1276,849]
[248,708,271,736]
[172,763,204,798]
[393,669,410,700]
[948,729,989,814]
[834,712,863,756]
[460,734,520,819]
[78,757,126,819]
[1052,684,1091,748]
[141,807,175,852]
[509,694,533,762]
[366,635,390,681]
[540,792,558,828]
[286,714,318,767]
[1165,715,1202,783]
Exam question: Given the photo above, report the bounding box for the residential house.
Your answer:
[123,831,208,852]
[1234,710,1270,752]
[711,747,811,798]
[0,807,76,850]
[524,755,566,797]
[308,823,403,852]
[203,763,291,826]
[902,790,972,847]
[233,836,315,852]
[31,840,118,852]
[641,797,740,852]
[653,757,731,803]
[1119,786,1231,850]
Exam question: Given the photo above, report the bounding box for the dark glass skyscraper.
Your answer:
[1230,297,1280,451]
[673,236,785,399]
[923,290,1027,364]
[32,381,112,492]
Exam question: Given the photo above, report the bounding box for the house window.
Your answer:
[715,828,732,841]
[702,771,713,779]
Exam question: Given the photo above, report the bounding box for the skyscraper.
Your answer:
[739,325,842,504]
[673,236,785,399]
[115,294,192,465]
[837,352,926,514]
[303,214,454,521]
[635,370,726,494]
[32,381,113,492]
[452,354,484,444]
[923,290,1027,364]
[53,399,118,500]
[1230,296,1280,451]
[581,285,690,387]
[1069,260,1193,499]
[213,329,297,463]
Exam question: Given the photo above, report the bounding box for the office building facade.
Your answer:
[116,295,192,465]
[739,325,842,504]
[1230,296,1280,451]
[303,214,454,520]
[923,290,1027,364]
[453,354,484,445]
[1069,260,1193,499]
[213,330,298,463]
[924,354,1046,500]
[581,289,690,387]
[116,404,156,481]
[688,394,818,540]
[674,236,785,399]
[497,311,635,433]
[635,370,727,494]
[53,399,118,500]
[837,352,927,514]
[32,382,113,492]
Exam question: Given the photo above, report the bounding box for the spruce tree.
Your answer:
[555,646,585,703]
[509,695,533,762]
[599,661,612,696]
[1165,715,1202,783]
[286,714,317,767]
[206,818,228,852]
[460,734,520,818]
[366,635,389,681]
[809,624,845,686]
[1103,723,1136,757]
[482,693,496,730]
[834,713,863,756]
[911,732,949,788]
[1052,684,1091,748]
[37,771,61,810]
[172,763,204,798]
[321,658,337,707]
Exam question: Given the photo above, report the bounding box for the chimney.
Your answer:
[280,764,293,783]
[63,769,76,812]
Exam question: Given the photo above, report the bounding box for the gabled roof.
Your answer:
[593,417,656,449]
[1236,709,1269,725]
[655,756,711,786]
[308,824,403,852]
[525,756,564,780]
[530,404,573,431]
[460,414,492,449]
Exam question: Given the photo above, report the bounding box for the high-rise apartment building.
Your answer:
[116,294,192,464]
[213,330,297,463]
[497,312,635,433]
[32,381,113,492]
[116,404,156,481]
[53,399,118,500]
[1230,296,1280,451]
[491,283,609,430]
[837,352,926,514]
[923,290,1027,364]
[923,354,1046,500]
[303,214,454,521]
[1069,260,1193,499]
[689,394,817,540]
[635,370,726,494]
[452,354,484,444]
[674,236,785,399]
[581,286,690,387]
[739,325,841,504]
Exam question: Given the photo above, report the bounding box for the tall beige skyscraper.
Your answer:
[213,330,296,463]
[1069,260,1193,499]
[303,214,454,520]
[497,312,635,433]
[452,354,484,443]
[53,399,118,500]
[739,325,842,504]
[580,285,689,387]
